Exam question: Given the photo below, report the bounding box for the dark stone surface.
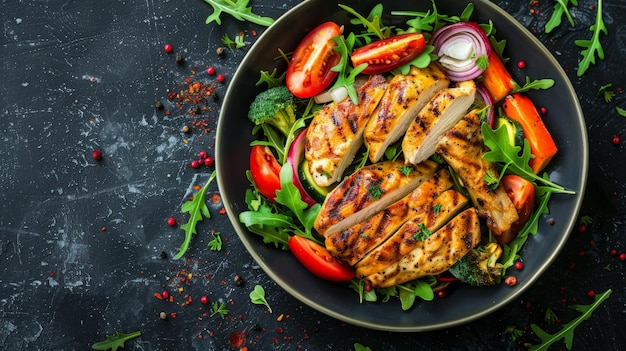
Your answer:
[1,0,624,350]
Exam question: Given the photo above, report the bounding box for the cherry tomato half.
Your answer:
[351,33,427,75]
[249,145,282,202]
[288,235,355,282]
[286,22,342,98]
[499,174,535,244]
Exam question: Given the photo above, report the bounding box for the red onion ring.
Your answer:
[430,22,491,81]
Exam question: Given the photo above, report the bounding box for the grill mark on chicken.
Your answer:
[363,208,481,288]
[354,188,469,277]
[324,169,453,265]
[305,74,387,187]
[402,80,476,165]
[435,109,519,236]
[364,63,450,162]
[314,160,439,238]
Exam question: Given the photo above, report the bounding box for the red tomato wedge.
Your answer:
[351,33,426,75]
[498,174,535,244]
[286,22,342,98]
[288,235,355,282]
[249,145,282,202]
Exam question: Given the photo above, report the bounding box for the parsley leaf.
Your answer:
[207,231,222,251]
[597,83,615,102]
[92,331,141,351]
[176,171,217,259]
[204,0,275,27]
[412,223,431,241]
[221,34,236,49]
[211,301,229,319]
[367,184,382,200]
[575,0,607,76]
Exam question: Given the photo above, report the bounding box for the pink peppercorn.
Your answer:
[200,295,209,304]
[611,135,620,145]
[217,73,225,83]
[92,149,102,160]
[207,66,215,75]
[167,217,176,226]
[204,157,214,167]
[164,43,173,53]
[517,60,526,69]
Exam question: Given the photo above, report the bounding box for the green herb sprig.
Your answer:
[204,0,274,27]
[211,301,230,319]
[545,0,578,33]
[92,331,141,351]
[175,171,217,259]
[208,231,222,251]
[249,284,272,312]
[575,0,606,76]
[527,289,612,350]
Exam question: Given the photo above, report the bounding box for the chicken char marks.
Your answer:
[305,74,387,187]
[354,188,470,278]
[435,108,519,236]
[363,63,449,163]
[325,168,454,266]
[313,159,439,238]
[363,207,481,288]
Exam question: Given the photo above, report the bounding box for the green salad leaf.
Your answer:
[203,0,275,27]
[92,331,141,351]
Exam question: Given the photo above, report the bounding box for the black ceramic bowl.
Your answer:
[216,0,587,331]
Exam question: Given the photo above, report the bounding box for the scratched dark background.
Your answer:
[1,0,625,350]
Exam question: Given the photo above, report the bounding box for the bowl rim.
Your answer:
[216,0,588,331]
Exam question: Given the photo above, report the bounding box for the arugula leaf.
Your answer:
[249,284,273,313]
[597,83,615,102]
[204,0,275,27]
[617,106,626,117]
[575,0,606,76]
[92,331,141,351]
[234,33,246,48]
[504,326,524,342]
[221,34,236,50]
[339,4,389,40]
[275,164,322,242]
[349,279,377,303]
[481,123,573,193]
[545,0,578,33]
[255,68,286,89]
[512,77,555,93]
[330,33,368,104]
[398,280,434,310]
[175,171,217,259]
[527,289,612,351]
[354,343,373,351]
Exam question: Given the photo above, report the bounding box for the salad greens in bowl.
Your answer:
[215,0,587,331]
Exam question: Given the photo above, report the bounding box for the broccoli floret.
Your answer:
[449,243,503,286]
[247,86,297,136]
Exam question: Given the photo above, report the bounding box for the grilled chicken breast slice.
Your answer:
[402,80,476,164]
[355,188,469,277]
[305,75,387,187]
[325,169,453,266]
[313,159,438,237]
[363,63,449,163]
[363,208,481,288]
[435,109,519,236]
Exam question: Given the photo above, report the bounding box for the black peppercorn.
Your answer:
[175,55,184,64]
[234,274,244,286]
[155,101,163,109]
[160,251,167,259]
